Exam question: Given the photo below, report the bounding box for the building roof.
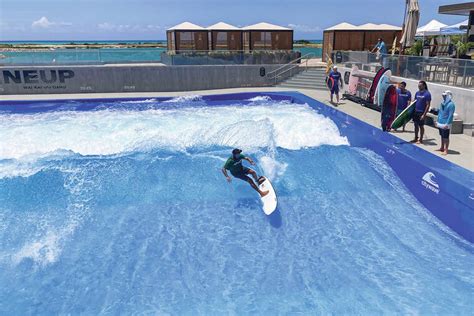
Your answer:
[325,22,357,31]
[325,22,401,31]
[241,22,291,31]
[167,22,206,31]
[207,22,240,30]
[439,2,474,16]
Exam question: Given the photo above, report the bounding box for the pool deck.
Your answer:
[2,87,473,171]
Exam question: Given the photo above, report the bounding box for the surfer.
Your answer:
[222,149,269,197]
[435,91,455,156]
[411,81,431,144]
[329,66,343,105]
[394,82,412,132]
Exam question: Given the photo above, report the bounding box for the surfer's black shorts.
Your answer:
[231,167,251,181]
[438,128,450,139]
[413,112,425,126]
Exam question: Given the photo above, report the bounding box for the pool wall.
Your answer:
[0,65,296,95]
[1,91,472,243]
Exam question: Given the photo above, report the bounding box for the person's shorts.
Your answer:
[331,85,339,95]
[413,112,425,126]
[231,167,251,181]
[439,128,450,139]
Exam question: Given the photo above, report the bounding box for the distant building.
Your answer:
[207,22,243,51]
[166,22,293,52]
[322,23,402,61]
[166,22,209,52]
[241,22,293,51]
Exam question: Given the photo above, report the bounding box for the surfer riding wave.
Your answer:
[222,148,269,197]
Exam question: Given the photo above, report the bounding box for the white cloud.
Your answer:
[97,22,162,33]
[288,24,321,33]
[32,17,72,29]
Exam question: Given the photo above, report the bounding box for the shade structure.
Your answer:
[416,19,448,36]
[242,22,293,51]
[440,19,469,35]
[166,22,209,52]
[400,0,420,48]
[322,23,402,61]
[207,22,242,50]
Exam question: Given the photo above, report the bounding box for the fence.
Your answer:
[0,47,323,66]
[333,51,474,89]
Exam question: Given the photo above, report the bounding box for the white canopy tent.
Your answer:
[440,20,469,35]
[416,19,448,36]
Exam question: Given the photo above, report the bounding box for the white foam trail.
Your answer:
[246,96,273,102]
[0,103,348,164]
[163,95,203,103]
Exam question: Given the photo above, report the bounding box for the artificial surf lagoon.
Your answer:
[0,92,472,314]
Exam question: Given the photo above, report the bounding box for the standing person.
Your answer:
[222,149,268,197]
[328,66,343,105]
[435,91,455,155]
[372,38,388,67]
[411,81,431,144]
[394,82,412,132]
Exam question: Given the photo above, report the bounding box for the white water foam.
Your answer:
[0,102,348,165]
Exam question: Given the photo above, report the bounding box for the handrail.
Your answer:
[266,52,316,84]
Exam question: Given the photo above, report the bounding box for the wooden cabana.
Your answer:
[323,22,402,61]
[166,22,209,52]
[241,22,293,51]
[207,22,243,51]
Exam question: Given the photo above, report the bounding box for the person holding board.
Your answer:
[394,82,412,132]
[222,149,269,197]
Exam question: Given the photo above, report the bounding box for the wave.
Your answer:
[0,102,348,164]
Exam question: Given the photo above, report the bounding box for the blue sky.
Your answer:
[0,0,465,40]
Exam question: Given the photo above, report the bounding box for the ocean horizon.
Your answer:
[0,39,323,45]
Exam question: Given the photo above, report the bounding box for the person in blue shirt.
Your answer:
[328,66,343,105]
[435,91,455,155]
[394,82,412,132]
[371,38,388,67]
[411,81,431,144]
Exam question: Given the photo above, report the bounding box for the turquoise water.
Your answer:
[0,96,472,314]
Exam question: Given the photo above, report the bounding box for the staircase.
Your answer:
[277,68,327,90]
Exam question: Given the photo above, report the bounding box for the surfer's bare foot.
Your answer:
[442,151,448,156]
[435,148,443,152]
[260,190,269,197]
[416,140,423,144]
[409,139,418,143]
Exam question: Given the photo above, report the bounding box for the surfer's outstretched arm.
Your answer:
[243,157,256,165]
[221,168,231,182]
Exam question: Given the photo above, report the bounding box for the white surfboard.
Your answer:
[258,176,277,215]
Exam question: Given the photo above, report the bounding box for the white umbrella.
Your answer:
[416,19,448,36]
[400,0,420,48]
[440,20,469,35]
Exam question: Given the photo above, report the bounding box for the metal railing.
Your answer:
[266,53,316,84]
[333,51,474,89]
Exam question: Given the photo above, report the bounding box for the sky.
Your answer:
[0,0,466,41]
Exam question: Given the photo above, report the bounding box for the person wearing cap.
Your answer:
[222,149,269,197]
[328,65,343,105]
[435,91,455,155]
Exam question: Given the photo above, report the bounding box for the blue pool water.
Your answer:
[0,95,472,314]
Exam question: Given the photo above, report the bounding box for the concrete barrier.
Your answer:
[0,64,294,95]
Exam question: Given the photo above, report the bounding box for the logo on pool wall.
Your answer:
[421,172,439,194]
[1,69,75,90]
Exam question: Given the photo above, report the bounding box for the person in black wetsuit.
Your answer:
[221,148,269,197]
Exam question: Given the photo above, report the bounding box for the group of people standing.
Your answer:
[394,80,456,156]
[327,65,457,156]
